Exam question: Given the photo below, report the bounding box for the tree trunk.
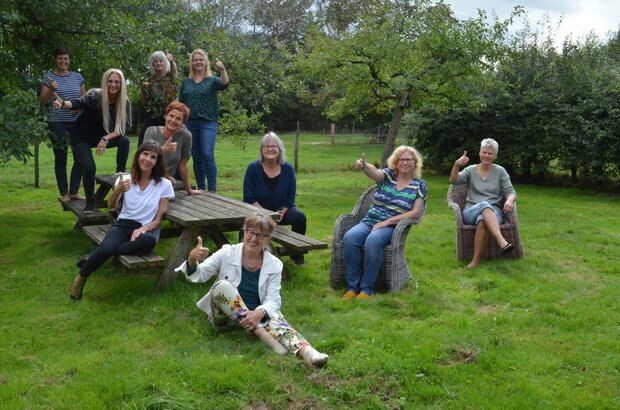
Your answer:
[381,93,409,167]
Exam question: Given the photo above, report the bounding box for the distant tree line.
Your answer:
[1,0,618,185]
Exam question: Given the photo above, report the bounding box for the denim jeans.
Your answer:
[48,122,82,196]
[187,119,217,191]
[463,201,504,225]
[343,221,395,295]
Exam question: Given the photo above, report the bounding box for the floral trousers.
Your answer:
[209,280,310,354]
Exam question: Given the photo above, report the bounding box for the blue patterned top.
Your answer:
[179,76,228,121]
[41,71,84,123]
[362,168,427,226]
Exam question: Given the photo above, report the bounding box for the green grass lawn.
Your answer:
[1,133,619,409]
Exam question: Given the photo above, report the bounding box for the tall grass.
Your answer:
[0,133,618,409]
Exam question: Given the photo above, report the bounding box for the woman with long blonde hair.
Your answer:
[54,68,132,213]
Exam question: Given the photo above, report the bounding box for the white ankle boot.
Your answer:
[254,328,288,355]
[300,346,329,367]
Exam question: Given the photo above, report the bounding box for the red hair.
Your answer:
[165,101,190,123]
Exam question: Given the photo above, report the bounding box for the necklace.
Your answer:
[243,255,261,271]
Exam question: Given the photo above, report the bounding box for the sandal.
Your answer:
[501,243,515,255]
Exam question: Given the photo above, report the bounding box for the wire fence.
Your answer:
[266,121,388,142]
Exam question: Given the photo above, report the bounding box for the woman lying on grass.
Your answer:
[176,214,329,367]
[70,142,174,300]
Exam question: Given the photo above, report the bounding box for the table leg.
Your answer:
[155,225,201,292]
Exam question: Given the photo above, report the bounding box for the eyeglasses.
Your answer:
[398,158,414,163]
[245,229,268,240]
[263,145,279,150]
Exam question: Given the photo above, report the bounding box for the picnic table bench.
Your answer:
[60,174,185,229]
[269,225,327,278]
[82,224,167,272]
[66,185,327,288]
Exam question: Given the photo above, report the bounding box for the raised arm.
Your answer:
[354,153,383,184]
[450,150,469,184]
[215,60,229,85]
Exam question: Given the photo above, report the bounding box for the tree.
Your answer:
[294,0,516,165]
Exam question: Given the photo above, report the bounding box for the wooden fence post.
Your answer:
[330,123,336,145]
[294,121,299,172]
[34,142,40,188]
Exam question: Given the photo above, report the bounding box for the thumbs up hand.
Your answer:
[188,236,209,267]
[355,153,367,170]
[455,150,469,167]
[116,172,131,193]
[161,137,177,153]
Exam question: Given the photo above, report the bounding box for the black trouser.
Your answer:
[71,133,130,206]
[138,114,164,146]
[48,122,82,196]
[79,219,159,277]
[279,206,307,235]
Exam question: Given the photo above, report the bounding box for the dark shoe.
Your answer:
[76,255,89,269]
[291,254,305,266]
[501,243,515,255]
[83,203,95,214]
[70,275,87,301]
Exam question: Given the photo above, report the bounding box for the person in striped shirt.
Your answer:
[40,47,86,202]
[342,146,427,300]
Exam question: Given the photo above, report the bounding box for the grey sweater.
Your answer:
[454,164,516,209]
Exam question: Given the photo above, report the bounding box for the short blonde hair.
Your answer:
[188,48,212,79]
[386,145,423,179]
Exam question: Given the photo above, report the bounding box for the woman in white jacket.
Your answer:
[176,214,328,367]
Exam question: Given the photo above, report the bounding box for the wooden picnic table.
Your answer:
[155,191,281,290]
[69,175,327,289]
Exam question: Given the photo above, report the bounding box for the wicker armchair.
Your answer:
[447,184,523,261]
[330,186,425,292]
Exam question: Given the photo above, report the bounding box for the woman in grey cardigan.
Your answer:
[450,138,516,268]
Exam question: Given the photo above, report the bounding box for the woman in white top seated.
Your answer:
[176,214,329,367]
[70,142,175,300]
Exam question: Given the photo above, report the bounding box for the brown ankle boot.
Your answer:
[70,275,87,301]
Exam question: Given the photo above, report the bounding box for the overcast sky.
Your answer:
[447,0,619,47]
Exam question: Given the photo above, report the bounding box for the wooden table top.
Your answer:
[165,191,279,227]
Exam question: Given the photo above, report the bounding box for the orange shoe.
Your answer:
[341,290,357,300]
[356,292,370,300]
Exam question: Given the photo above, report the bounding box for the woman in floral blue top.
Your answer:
[342,146,427,300]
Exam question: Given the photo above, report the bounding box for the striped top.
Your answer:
[362,168,427,226]
[42,71,85,123]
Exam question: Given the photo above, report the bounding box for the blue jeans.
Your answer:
[343,222,395,295]
[187,119,217,191]
[463,201,504,225]
[48,122,82,196]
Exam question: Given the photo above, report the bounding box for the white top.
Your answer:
[176,243,283,321]
[116,175,174,225]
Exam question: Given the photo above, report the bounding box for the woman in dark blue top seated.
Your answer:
[243,132,307,265]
